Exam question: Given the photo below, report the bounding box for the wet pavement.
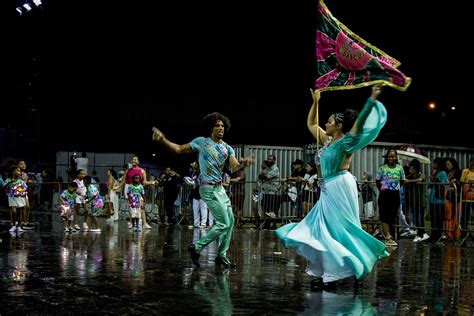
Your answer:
[1,212,473,315]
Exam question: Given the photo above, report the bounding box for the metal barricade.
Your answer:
[387,181,464,244]
[117,184,163,223]
[459,181,474,245]
[176,184,193,225]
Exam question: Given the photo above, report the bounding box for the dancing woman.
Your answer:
[276,85,389,290]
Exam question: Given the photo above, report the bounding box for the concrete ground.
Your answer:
[1,211,473,315]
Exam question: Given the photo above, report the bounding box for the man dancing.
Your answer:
[152,112,253,268]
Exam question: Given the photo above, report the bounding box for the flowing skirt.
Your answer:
[276,172,388,282]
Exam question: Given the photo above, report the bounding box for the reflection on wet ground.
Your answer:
[1,212,473,314]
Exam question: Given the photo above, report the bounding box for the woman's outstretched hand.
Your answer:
[152,127,163,142]
[310,88,321,104]
[370,84,383,100]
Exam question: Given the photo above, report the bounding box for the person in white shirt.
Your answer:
[301,162,318,217]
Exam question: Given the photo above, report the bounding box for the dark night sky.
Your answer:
[2,0,472,164]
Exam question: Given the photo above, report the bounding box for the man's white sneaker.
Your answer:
[82,223,89,231]
[420,233,430,242]
[413,236,422,243]
[144,223,152,229]
[400,230,411,237]
[9,225,17,232]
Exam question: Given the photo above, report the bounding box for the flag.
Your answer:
[316,1,411,92]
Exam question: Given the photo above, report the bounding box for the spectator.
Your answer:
[229,158,246,228]
[161,167,181,225]
[428,158,448,242]
[285,159,306,219]
[301,162,318,218]
[460,157,474,243]
[404,159,429,243]
[376,149,406,246]
[361,172,375,221]
[189,162,209,229]
[259,154,280,220]
[445,157,462,240]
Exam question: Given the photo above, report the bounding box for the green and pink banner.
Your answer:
[316,1,411,91]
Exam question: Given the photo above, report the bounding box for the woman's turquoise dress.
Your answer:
[276,98,389,282]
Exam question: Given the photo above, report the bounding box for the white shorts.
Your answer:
[8,197,27,208]
[130,208,140,219]
[75,195,85,204]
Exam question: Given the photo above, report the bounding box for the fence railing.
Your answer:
[2,180,472,242]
